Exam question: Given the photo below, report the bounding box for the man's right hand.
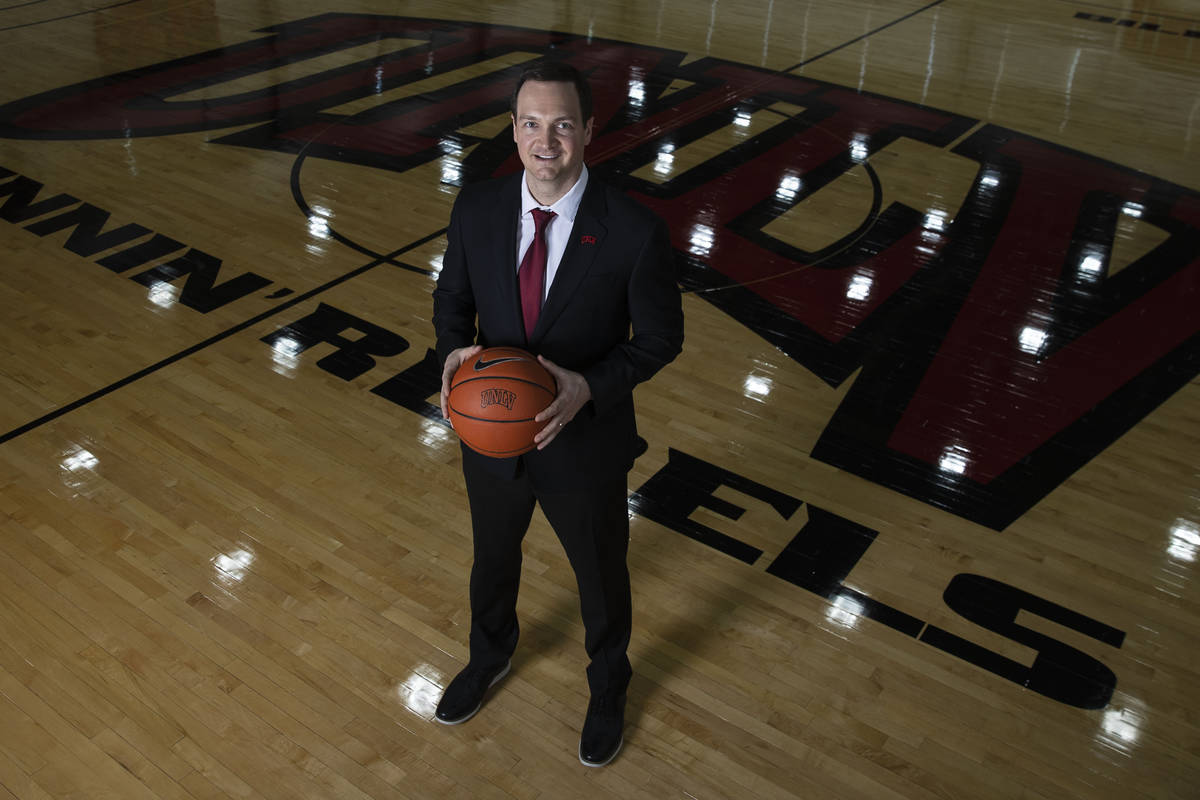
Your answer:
[440,345,483,423]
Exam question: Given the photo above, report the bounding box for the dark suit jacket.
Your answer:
[433,171,684,490]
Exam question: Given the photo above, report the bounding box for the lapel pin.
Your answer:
[580,234,597,245]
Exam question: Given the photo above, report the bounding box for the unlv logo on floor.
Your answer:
[2,14,1197,530]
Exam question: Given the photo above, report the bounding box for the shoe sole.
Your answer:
[579,734,623,767]
[434,662,510,725]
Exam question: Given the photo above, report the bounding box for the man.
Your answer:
[431,61,684,767]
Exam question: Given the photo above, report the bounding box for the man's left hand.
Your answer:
[533,355,592,449]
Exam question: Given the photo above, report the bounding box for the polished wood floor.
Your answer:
[1,0,1198,798]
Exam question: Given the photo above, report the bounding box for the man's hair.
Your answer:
[510,61,594,122]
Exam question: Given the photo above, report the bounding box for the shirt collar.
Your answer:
[520,165,589,222]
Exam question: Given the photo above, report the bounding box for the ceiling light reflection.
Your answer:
[653,149,675,177]
[628,79,646,108]
[59,445,101,494]
[847,273,872,301]
[776,174,801,203]
[147,281,177,309]
[440,158,461,186]
[939,446,969,475]
[400,670,442,717]
[213,549,255,584]
[689,224,715,257]
[743,374,772,400]
[308,204,333,240]
[1167,520,1200,562]
[1019,326,1048,356]
[437,139,465,191]
[921,210,948,246]
[123,132,138,177]
[418,416,454,448]
[271,335,303,376]
[61,447,99,473]
[826,591,864,629]
[1099,706,1142,751]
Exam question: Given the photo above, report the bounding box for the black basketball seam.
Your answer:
[450,375,557,391]
[471,444,536,456]
[447,409,545,424]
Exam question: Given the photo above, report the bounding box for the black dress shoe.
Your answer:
[579,693,625,767]
[434,661,510,725]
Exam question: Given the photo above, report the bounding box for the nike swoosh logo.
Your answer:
[473,356,526,371]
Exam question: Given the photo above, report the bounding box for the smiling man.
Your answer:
[513,76,592,205]
[432,61,684,767]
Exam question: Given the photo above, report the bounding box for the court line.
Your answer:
[0,1,53,12]
[779,0,948,73]
[0,0,141,32]
[1051,0,1200,24]
[0,228,446,445]
[289,152,436,277]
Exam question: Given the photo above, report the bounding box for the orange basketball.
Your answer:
[447,347,558,457]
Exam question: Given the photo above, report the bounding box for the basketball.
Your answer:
[447,347,558,457]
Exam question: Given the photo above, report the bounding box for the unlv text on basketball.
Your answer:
[479,388,517,411]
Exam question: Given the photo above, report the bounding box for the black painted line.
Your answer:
[688,159,885,297]
[1056,0,1200,24]
[0,0,53,13]
[290,147,436,277]
[779,0,949,74]
[0,0,141,32]
[0,227,447,445]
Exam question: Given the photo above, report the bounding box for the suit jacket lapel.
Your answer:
[489,174,524,341]
[530,178,609,344]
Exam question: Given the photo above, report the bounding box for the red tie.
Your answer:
[519,208,556,339]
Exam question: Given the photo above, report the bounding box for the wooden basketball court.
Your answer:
[1,0,1198,797]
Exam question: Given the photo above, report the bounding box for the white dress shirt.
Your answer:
[516,166,589,306]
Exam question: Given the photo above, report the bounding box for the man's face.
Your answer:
[512,79,593,204]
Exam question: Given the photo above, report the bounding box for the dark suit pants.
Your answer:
[463,459,633,698]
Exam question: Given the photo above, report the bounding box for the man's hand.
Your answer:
[533,355,592,450]
[440,345,483,423]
